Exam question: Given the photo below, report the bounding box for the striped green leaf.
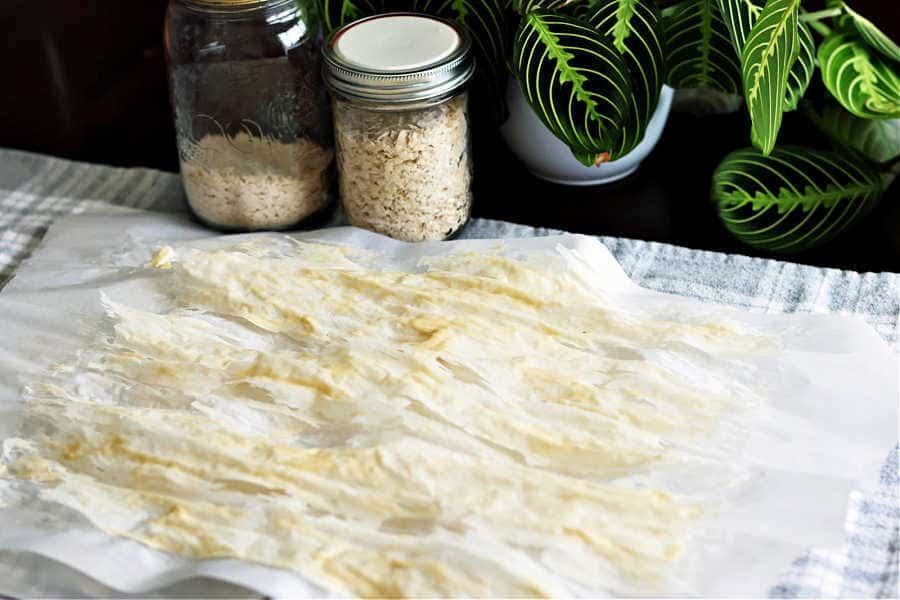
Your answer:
[413,0,511,120]
[819,30,900,119]
[319,0,381,35]
[580,0,665,157]
[717,0,759,51]
[718,0,813,111]
[741,0,800,155]
[513,0,578,14]
[664,0,741,95]
[513,10,633,165]
[810,103,900,165]
[714,146,884,253]
[783,22,814,111]
[845,3,900,64]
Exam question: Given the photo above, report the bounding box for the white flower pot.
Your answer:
[500,78,674,186]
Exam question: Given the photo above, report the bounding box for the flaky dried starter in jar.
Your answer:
[166,0,334,231]
[323,13,475,242]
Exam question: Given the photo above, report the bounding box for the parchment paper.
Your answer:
[0,209,896,598]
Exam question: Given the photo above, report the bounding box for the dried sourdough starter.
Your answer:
[334,95,472,241]
[181,133,332,229]
[0,240,775,597]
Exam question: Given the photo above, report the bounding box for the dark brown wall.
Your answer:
[0,0,176,170]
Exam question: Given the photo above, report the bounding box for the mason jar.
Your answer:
[165,0,334,231]
[323,13,475,242]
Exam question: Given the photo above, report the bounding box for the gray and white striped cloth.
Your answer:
[1,146,897,597]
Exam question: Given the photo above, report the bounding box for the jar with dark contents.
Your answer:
[165,0,334,231]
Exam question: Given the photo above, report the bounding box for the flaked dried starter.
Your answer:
[181,133,332,230]
[334,95,471,242]
[1,239,776,596]
[324,14,476,241]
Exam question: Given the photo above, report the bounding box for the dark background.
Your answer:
[0,1,898,271]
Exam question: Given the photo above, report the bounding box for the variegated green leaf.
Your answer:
[717,0,758,50]
[819,30,900,119]
[718,0,813,111]
[513,10,632,165]
[664,0,741,95]
[319,0,381,35]
[580,0,665,156]
[413,0,511,121]
[845,3,900,64]
[810,103,900,164]
[741,0,800,155]
[783,22,814,111]
[420,0,508,69]
[512,0,579,14]
[714,146,884,253]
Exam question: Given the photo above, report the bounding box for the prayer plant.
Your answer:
[318,0,899,253]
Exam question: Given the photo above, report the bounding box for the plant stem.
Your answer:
[800,8,833,37]
[807,19,832,36]
[799,7,843,23]
[799,5,839,36]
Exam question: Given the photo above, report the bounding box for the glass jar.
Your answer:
[165,0,334,231]
[323,14,475,242]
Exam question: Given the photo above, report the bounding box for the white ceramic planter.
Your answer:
[500,78,674,186]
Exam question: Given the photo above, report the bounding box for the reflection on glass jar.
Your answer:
[165,0,334,231]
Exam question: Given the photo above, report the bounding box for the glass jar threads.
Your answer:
[323,14,476,242]
[165,0,334,231]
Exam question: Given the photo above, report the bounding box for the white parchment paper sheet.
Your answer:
[0,209,896,597]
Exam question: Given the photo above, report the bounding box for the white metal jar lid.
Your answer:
[323,13,475,106]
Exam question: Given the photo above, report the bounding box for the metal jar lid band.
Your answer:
[322,13,475,105]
